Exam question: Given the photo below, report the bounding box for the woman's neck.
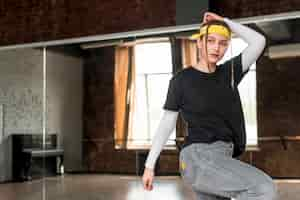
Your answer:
[193,60,217,73]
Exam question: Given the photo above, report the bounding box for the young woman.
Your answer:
[142,12,278,200]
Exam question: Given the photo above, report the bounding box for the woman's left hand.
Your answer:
[203,12,224,23]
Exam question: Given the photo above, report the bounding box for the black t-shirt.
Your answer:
[163,53,249,157]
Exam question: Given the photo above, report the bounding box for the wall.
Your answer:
[0,47,83,182]
[82,48,178,174]
[82,48,136,173]
[255,56,300,177]
[2,0,300,46]
[0,48,43,182]
[210,0,300,18]
[0,0,175,46]
[46,48,83,172]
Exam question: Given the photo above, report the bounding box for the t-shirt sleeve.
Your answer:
[163,76,182,111]
[223,52,250,86]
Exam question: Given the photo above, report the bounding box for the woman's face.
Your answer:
[197,32,230,64]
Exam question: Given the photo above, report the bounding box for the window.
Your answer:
[219,38,258,146]
[127,42,176,149]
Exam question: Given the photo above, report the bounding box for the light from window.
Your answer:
[128,42,176,148]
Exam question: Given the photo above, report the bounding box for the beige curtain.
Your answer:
[114,46,130,149]
[181,39,197,68]
[114,46,136,149]
[127,48,136,147]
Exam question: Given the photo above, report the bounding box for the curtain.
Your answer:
[126,48,136,146]
[114,46,130,149]
[181,39,197,68]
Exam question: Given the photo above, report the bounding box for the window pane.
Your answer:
[131,75,148,145]
[238,70,257,145]
[129,42,175,148]
[135,42,172,74]
[147,74,175,145]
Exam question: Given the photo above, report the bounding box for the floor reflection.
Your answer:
[0,174,298,200]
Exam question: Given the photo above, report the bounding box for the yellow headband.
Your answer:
[190,24,231,40]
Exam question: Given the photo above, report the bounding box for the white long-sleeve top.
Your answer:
[144,17,266,170]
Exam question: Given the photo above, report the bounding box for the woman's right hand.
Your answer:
[203,11,224,23]
[142,167,154,191]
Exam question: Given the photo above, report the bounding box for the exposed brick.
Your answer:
[210,0,300,18]
[0,0,176,46]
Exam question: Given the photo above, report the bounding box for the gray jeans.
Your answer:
[179,141,278,200]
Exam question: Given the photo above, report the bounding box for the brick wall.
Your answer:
[255,56,300,177]
[0,0,175,46]
[82,47,178,174]
[2,0,300,46]
[210,0,300,18]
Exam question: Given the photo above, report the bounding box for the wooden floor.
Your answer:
[0,174,299,200]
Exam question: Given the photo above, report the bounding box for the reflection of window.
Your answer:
[220,38,257,146]
[127,42,176,149]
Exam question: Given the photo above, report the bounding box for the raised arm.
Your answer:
[144,109,179,170]
[223,17,266,72]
